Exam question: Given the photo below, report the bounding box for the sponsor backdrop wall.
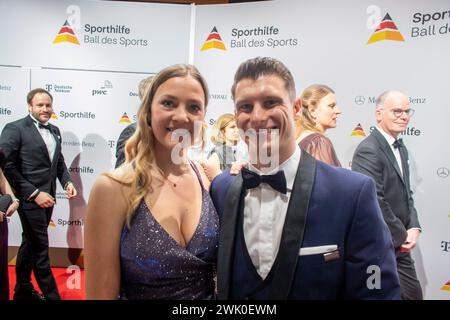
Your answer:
[0,0,191,259]
[194,0,450,300]
[0,0,448,299]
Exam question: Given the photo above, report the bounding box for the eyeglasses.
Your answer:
[391,108,415,118]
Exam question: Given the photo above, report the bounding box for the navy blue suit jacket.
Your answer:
[210,151,400,299]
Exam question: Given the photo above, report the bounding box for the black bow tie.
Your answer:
[35,122,51,131]
[241,167,287,194]
[393,138,404,149]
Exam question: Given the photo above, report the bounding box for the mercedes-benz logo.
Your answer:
[354,96,365,105]
[437,167,449,178]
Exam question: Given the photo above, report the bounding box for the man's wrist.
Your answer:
[27,189,40,201]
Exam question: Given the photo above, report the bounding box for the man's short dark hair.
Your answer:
[231,57,296,102]
[27,88,53,105]
[138,76,155,101]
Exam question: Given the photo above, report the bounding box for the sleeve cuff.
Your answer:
[27,189,40,201]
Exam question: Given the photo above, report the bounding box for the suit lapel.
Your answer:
[269,151,316,299]
[372,128,406,186]
[217,174,244,300]
[49,125,61,167]
[26,116,52,164]
[398,145,411,194]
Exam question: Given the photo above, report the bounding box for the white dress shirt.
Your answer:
[243,146,301,279]
[376,126,403,176]
[376,127,421,234]
[30,114,56,161]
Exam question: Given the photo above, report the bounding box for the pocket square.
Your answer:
[323,250,340,262]
[299,244,338,256]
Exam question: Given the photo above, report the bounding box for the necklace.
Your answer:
[165,168,190,188]
[166,175,182,187]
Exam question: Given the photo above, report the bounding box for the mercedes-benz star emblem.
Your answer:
[354,96,365,105]
[437,167,449,178]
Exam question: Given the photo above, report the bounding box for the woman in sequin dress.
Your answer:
[85,64,219,300]
[295,84,342,167]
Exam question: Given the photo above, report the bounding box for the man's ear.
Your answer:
[375,107,382,122]
[294,98,302,117]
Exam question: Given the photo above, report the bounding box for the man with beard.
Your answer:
[0,88,77,300]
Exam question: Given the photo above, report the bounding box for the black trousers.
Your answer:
[396,251,423,300]
[15,205,60,300]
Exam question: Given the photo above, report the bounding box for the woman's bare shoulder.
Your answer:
[89,166,135,213]
[191,160,216,190]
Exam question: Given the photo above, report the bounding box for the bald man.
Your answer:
[352,90,422,300]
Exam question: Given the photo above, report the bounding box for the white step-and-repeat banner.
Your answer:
[0,0,191,249]
[0,0,448,299]
[194,0,450,300]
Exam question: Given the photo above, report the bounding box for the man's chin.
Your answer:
[247,143,278,158]
[396,126,407,133]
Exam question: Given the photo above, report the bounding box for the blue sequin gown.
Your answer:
[119,163,219,300]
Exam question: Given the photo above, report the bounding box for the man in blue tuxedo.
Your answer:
[210,57,400,299]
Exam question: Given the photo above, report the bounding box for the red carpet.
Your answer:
[8,266,85,300]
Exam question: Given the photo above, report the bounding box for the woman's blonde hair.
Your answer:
[106,64,209,227]
[295,84,335,138]
[210,113,235,145]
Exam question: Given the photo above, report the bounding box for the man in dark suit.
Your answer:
[115,75,154,168]
[115,122,136,168]
[210,57,400,299]
[0,88,77,300]
[352,90,422,300]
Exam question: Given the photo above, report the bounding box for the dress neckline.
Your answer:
[142,161,206,251]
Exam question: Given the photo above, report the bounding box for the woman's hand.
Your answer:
[6,199,19,217]
[230,160,248,175]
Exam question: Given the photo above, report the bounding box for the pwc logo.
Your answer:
[201,27,226,51]
[92,80,113,96]
[53,20,80,45]
[367,13,405,44]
